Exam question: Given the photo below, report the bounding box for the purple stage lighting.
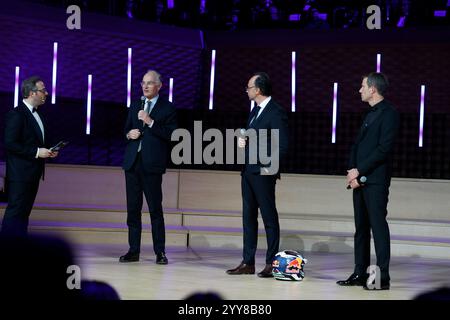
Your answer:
[208,49,216,110]
[14,66,20,108]
[86,74,92,135]
[377,53,381,72]
[332,82,338,144]
[419,85,426,147]
[127,48,132,108]
[289,14,301,21]
[434,10,447,17]
[397,16,406,27]
[169,77,173,102]
[167,0,174,9]
[291,51,296,112]
[51,42,58,104]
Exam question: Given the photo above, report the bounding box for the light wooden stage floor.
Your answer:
[72,243,450,300]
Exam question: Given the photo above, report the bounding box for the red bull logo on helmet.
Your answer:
[285,257,303,274]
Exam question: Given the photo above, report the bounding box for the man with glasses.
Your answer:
[226,72,289,278]
[120,70,177,265]
[1,76,58,236]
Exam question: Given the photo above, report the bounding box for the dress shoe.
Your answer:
[257,264,274,278]
[226,262,255,275]
[336,273,368,286]
[363,280,390,291]
[156,252,168,265]
[119,252,139,263]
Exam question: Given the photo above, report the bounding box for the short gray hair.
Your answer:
[145,70,162,84]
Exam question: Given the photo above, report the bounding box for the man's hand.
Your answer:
[138,110,153,126]
[348,178,361,189]
[127,129,141,140]
[238,137,246,148]
[347,168,359,184]
[38,148,54,158]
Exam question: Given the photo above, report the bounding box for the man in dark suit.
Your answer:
[120,70,177,265]
[226,72,289,278]
[1,76,58,236]
[337,72,399,290]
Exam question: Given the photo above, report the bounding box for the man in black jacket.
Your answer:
[1,76,57,236]
[120,70,177,265]
[337,72,399,290]
[226,72,289,278]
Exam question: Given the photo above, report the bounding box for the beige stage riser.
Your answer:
[2,164,447,222]
[0,208,183,226]
[187,232,450,260]
[34,165,179,209]
[29,228,188,247]
[178,170,450,221]
[2,207,450,241]
[182,214,450,240]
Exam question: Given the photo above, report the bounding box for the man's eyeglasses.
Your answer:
[33,88,48,94]
[140,81,159,87]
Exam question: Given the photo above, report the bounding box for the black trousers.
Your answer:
[124,153,165,255]
[353,184,391,282]
[241,171,280,265]
[1,179,40,236]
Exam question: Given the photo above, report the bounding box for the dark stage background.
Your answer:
[1,1,449,179]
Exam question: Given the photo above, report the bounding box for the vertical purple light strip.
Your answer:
[377,53,381,72]
[291,51,296,112]
[169,77,174,102]
[418,85,425,147]
[127,48,132,108]
[14,66,20,108]
[208,49,216,110]
[51,42,58,104]
[86,75,92,135]
[332,82,338,144]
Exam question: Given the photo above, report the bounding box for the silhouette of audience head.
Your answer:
[0,233,80,301]
[185,291,223,301]
[414,287,450,300]
[81,280,120,300]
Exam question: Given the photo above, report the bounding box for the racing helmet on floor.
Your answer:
[272,250,308,281]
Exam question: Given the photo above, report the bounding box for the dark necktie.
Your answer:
[250,106,261,125]
[145,101,152,114]
[32,108,37,113]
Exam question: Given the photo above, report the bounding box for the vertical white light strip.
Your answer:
[14,66,20,107]
[377,53,381,72]
[208,49,216,110]
[169,77,174,102]
[51,42,58,104]
[86,74,92,135]
[418,85,426,147]
[127,48,132,108]
[250,100,255,110]
[291,51,296,112]
[332,82,338,144]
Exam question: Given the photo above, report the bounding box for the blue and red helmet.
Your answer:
[272,250,308,281]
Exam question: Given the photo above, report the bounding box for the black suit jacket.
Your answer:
[122,97,177,174]
[4,102,46,182]
[349,99,400,186]
[243,99,289,177]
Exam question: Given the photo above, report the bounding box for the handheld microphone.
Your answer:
[240,128,246,137]
[139,96,147,135]
[347,176,367,189]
